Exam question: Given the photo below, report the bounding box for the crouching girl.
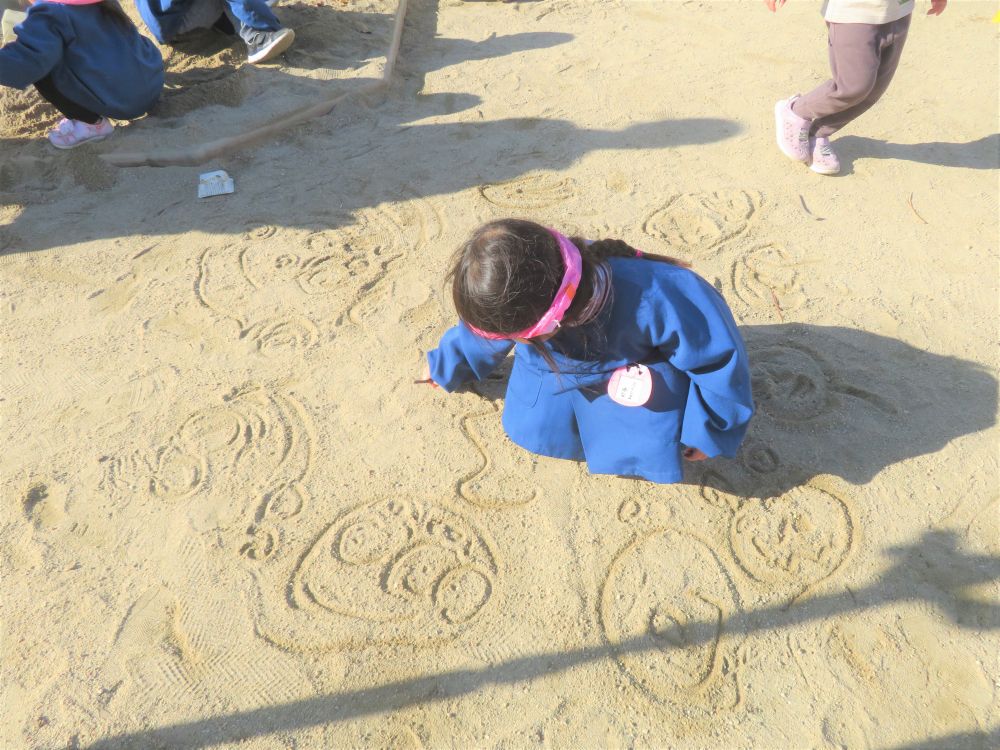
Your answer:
[0,0,163,149]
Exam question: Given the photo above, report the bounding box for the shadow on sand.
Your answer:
[474,323,996,499]
[693,323,997,498]
[0,0,742,253]
[835,133,1000,172]
[81,528,998,749]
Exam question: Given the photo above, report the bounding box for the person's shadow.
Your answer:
[834,133,999,172]
[691,323,997,498]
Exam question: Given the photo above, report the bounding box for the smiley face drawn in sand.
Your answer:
[106,385,314,531]
[599,528,743,711]
[242,315,319,358]
[195,205,439,357]
[293,499,497,637]
[239,218,400,298]
[732,242,807,315]
[750,341,898,425]
[698,468,856,601]
[751,344,831,422]
[643,189,762,255]
[730,485,854,593]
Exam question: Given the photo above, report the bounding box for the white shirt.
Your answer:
[822,0,915,24]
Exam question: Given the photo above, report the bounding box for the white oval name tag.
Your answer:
[608,364,653,407]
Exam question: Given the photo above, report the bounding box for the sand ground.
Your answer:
[1,1,998,748]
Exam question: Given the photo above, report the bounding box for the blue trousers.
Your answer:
[176,0,280,36]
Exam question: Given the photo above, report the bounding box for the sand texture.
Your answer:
[1,1,998,748]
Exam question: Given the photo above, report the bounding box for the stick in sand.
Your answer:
[103,0,410,168]
[907,192,928,225]
[769,288,784,321]
[798,194,825,221]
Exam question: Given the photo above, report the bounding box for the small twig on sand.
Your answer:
[907,193,928,224]
[770,288,784,321]
[798,194,825,221]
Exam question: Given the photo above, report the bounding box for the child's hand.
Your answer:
[927,0,946,15]
[763,0,787,12]
[683,447,709,462]
[414,361,439,388]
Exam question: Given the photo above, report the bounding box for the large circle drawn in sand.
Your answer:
[599,529,739,705]
[729,484,853,595]
[478,173,576,209]
[732,243,805,313]
[643,189,761,254]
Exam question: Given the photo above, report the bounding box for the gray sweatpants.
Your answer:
[791,14,911,138]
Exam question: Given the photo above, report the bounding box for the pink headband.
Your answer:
[467,228,582,340]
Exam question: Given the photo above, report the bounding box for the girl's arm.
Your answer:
[424,321,514,392]
[0,6,66,89]
[646,270,755,458]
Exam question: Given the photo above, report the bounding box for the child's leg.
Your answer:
[33,75,101,124]
[219,0,293,63]
[173,0,229,36]
[812,15,910,138]
[222,0,282,35]
[792,16,910,138]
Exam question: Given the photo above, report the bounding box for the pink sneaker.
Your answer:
[809,136,841,175]
[48,117,114,150]
[774,96,811,163]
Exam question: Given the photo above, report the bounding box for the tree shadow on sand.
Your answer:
[80,527,999,749]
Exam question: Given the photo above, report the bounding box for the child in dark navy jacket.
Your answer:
[420,219,755,484]
[134,0,294,65]
[0,0,163,149]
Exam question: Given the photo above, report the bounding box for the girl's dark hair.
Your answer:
[449,219,686,369]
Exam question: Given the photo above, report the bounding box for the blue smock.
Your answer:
[0,2,163,119]
[133,0,280,43]
[427,258,755,483]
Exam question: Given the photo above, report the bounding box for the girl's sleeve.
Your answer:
[646,270,755,458]
[0,6,67,89]
[426,321,514,392]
